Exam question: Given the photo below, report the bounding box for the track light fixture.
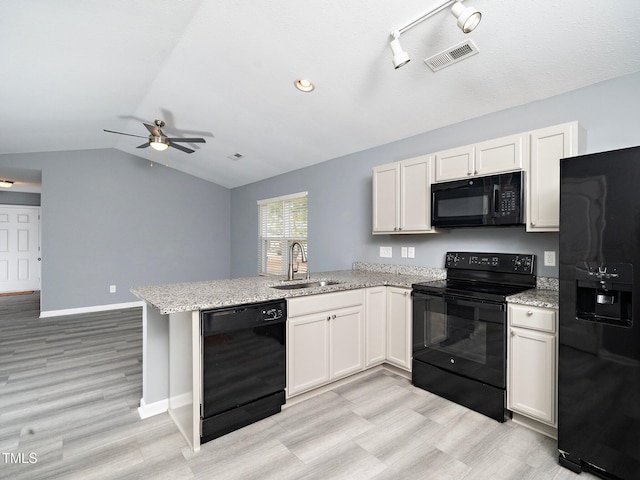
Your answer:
[451,1,482,33]
[390,31,411,69]
[389,0,482,68]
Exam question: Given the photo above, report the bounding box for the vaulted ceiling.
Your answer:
[2,1,640,189]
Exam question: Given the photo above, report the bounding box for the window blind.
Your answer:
[258,192,308,275]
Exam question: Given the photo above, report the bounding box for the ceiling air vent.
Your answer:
[424,39,479,72]
[227,152,244,161]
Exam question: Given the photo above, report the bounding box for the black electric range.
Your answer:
[411,251,536,422]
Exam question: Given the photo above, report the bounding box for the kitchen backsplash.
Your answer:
[536,277,558,290]
[353,261,446,278]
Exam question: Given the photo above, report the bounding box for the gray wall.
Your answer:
[230,71,640,279]
[0,149,230,312]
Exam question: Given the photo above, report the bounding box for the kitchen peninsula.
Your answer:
[131,263,445,451]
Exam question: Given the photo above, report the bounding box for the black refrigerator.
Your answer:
[558,145,640,479]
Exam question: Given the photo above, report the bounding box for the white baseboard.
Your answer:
[40,300,144,318]
[138,397,169,419]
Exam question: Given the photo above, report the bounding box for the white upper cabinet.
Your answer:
[433,145,475,182]
[434,133,525,182]
[527,121,583,232]
[475,133,526,176]
[373,120,584,234]
[372,155,435,234]
[372,162,400,233]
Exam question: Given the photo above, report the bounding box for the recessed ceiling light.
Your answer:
[294,79,315,92]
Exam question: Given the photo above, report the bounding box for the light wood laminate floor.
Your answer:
[0,293,596,480]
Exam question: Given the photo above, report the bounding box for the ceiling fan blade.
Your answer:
[103,129,148,139]
[169,143,194,154]
[143,123,162,137]
[166,137,206,143]
[137,142,150,149]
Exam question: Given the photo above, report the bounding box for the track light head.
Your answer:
[390,32,410,69]
[451,1,482,33]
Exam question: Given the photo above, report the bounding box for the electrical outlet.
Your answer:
[543,251,556,267]
[401,247,408,258]
[408,247,415,258]
[109,285,116,293]
[379,246,392,258]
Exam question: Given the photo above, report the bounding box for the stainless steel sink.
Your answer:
[270,280,341,290]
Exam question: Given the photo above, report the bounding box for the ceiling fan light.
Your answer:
[150,137,169,151]
[390,34,411,69]
[451,1,481,33]
[0,180,14,188]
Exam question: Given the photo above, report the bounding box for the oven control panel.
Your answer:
[445,252,535,274]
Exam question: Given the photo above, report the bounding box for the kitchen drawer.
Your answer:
[509,304,556,333]
[288,289,365,318]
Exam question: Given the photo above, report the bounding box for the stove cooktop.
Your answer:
[412,278,533,302]
[412,251,537,302]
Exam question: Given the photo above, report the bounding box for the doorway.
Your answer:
[0,205,41,293]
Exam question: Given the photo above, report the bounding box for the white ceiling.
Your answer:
[2,1,639,189]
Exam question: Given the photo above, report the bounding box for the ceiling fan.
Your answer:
[104,119,206,154]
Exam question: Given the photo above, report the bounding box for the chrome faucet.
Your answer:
[287,241,309,281]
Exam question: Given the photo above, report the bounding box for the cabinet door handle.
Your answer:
[510,329,516,336]
[331,314,336,320]
[474,170,478,175]
[326,316,331,321]
[530,222,536,227]
[467,171,472,176]
[404,291,409,296]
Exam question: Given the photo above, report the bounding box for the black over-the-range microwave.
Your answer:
[431,171,524,228]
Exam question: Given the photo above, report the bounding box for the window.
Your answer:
[258,192,308,276]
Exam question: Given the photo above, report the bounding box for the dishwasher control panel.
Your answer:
[262,307,285,322]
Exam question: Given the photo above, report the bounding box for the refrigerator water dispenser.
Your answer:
[575,262,633,327]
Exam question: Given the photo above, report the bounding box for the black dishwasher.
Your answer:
[201,299,286,443]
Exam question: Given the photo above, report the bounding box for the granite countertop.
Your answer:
[131,267,445,314]
[132,262,560,314]
[506,288,559,309]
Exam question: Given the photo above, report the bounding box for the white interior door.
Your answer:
[0,205,41,293]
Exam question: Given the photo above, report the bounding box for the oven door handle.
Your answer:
[443,295,505,311]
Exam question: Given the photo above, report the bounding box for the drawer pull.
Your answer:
[527,310,534,316]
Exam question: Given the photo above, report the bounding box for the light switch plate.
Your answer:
[380,246,392,258]
[401,247,408,258]
[543,251,556,267]
[408,247,415,258]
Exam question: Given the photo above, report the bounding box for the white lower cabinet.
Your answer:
[287,286,413,398]
[365,286,387,367]
[507,304,557,427]
[386,287,412,371]
[287,290,365,397]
